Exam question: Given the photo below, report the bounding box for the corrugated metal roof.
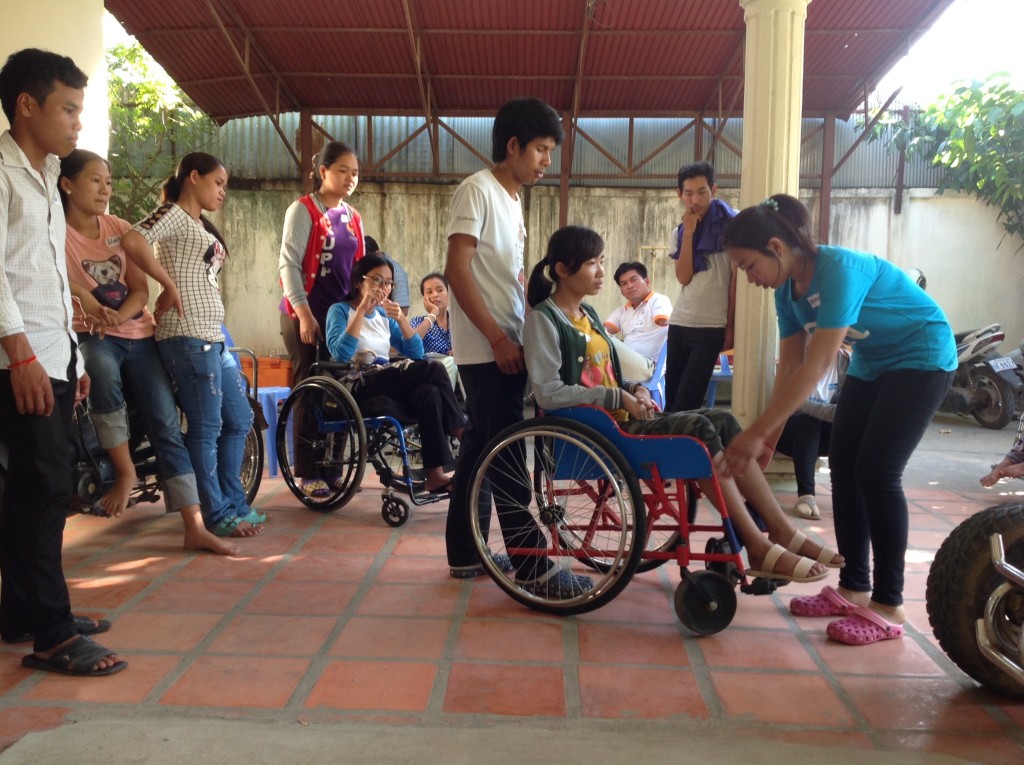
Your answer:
[105,0,956,122]
[216,112,943,190]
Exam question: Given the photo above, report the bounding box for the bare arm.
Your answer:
[0,333,52,416]
[120,230,183,319]
[445,233,524,374]
[724,327,846,476]
[117,258,150,323]
[673,211,701,287]
[723,264,737,351]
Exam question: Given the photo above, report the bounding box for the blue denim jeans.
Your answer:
[78,333,199,512]
[157,337,254,527]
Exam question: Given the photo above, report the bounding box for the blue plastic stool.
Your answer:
[257,386,291,477]
[705,353,733,407]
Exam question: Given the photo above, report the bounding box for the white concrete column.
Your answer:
[732,0,811,426]
[0,0,108,156]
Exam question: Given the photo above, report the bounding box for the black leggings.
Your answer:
[829,369,953,607]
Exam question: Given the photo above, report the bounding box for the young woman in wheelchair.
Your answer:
[325,254,466,494]
[523,226,843,583]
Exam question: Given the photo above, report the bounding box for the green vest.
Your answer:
[534,299,624,387]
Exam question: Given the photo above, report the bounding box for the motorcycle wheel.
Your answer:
[971,367,1014,429]
[927,503,1024,697]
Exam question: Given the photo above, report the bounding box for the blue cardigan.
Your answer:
[325,301,424,362]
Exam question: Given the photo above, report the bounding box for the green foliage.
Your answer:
[107,42,219,223]
[885,76,1024,251]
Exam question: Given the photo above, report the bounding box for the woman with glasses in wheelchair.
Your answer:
[325,254,466,494]
[523,226,843,585]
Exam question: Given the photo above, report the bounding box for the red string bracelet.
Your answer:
[490,335,507,349]
[8,354,36,369]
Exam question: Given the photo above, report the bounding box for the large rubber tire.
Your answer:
[971,367,1014,430]
[927,503,1024,697]
[469,417,645,616]
[241,418,264,505]
[276,376,366,511]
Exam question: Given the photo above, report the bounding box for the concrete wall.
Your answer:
[0,0,108,155]
[215,182,1024,361]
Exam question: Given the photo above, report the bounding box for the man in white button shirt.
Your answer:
[0,49,125,675]
[603,261,672,362]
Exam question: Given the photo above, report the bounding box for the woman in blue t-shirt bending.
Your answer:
[721,194,956,647]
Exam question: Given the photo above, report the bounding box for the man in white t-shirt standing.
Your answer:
[666,161,737,412]
[444,97,563,579]
[603,261,672,362]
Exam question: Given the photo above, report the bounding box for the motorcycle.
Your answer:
[0,351,265,517]
[938,324,1024,430]
[928,503,1024,697]
[69,395,265,516]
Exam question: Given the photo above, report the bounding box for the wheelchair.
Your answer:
[468,405,782,635]
[274,360,453,526]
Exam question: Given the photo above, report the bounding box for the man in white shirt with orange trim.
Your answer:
[603,261,671,362]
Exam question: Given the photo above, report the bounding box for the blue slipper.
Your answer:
[239,509,267,524]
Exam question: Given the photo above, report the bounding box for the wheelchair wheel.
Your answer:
[674,570,737,636]
[469,417,645,616]
[382,496,410,527]
[241,418,264,505]
[276,376,366,511]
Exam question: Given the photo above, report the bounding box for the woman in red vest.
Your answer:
[278,141,365,498]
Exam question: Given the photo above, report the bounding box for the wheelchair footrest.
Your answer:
[740,577,789,595]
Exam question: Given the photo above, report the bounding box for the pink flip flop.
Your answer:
[790,585,856,617]
[826,606,904,645]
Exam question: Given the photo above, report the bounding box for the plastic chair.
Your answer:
[705,353,733,407]
[642,342,668,410]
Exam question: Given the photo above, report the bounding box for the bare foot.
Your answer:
[747,546,828,579]
[868,600,906,625]
[99,469,136,518]
[35,634,122,673]
[834,586,871,609]
[184,527,240,555]
[225,521,263,538]
[424,470,453,493]
[781,533,844,567]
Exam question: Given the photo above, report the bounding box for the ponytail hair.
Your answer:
[312,141,356,192]
[161,151,230,256]
[722,193,817,258]
[527,225,604,307]
[58,149,108,212]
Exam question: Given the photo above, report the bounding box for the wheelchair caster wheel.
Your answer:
[704,536,741,585]
[674,570,736,635]
[382,497,409,527]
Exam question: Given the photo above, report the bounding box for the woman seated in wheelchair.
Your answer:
[325,254,466,494]
[524,226,843,583]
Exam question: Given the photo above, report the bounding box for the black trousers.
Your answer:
[445,363,528,568]
[665,325,725,412]
[0,356,78,651]
[775,413,831,497]
[280,312,323,477]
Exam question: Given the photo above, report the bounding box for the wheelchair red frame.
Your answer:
[467,405,780,635]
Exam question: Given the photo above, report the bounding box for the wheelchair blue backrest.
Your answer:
[545,406,715,482]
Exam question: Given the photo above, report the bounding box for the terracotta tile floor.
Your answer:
[1,468,1023,763]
